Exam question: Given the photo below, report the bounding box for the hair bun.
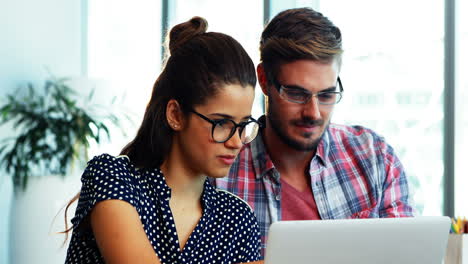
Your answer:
[168,16,208,55]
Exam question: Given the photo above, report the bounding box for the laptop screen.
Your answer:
[264,216,450,264]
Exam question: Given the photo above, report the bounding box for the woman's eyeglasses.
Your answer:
[190,110,260,144]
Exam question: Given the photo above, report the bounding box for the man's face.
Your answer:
[266,59,340,151]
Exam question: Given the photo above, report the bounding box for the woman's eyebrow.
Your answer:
[210,113,252,120]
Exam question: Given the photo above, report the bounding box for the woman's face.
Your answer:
[177,83,255,178]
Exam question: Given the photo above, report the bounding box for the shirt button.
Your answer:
[275,195,281,200]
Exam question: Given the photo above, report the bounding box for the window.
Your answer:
[87,0,162,154]
[455,0,467,217]
[325,0,445,216]
[167,0,265,118]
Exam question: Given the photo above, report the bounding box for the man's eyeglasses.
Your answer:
[190,110,260,144]
[274,77,344,105]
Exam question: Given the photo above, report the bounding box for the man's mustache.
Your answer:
[292,118,325,126]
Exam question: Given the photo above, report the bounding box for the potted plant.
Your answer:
[0,76,121,191]
[0,76,125,264]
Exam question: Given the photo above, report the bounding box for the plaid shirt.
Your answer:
[213,117,415,255]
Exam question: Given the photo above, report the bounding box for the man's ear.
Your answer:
[257,63,269,96]
[165,99,184,131]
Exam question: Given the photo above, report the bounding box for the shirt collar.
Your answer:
[145,167,217,213]
[201,179,217,212]
[314,126,330,167]
[143,167,172,200]
[251,116,278,180]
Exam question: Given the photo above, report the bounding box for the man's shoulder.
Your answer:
[325,123,393,156]
[328,123,385,143]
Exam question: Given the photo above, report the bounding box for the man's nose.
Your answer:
[302,95,322,120]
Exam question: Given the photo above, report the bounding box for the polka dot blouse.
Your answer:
[65,154,261,264]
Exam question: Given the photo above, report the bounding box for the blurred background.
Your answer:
[0,0,466,263]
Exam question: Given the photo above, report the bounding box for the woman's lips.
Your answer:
[217,155,236,165]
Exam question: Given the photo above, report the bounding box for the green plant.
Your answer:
[0,77,121,191]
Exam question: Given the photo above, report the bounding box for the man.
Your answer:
[213,7,415,255]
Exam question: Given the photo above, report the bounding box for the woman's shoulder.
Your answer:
[71,154,145,235]
[214,188,255,215]
[86,153,131,168]
[81,153,139,186]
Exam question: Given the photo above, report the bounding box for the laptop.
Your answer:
[264,216,450,264]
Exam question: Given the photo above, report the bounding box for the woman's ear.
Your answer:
[166,99,184,131]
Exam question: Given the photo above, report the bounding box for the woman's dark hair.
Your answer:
[120,16,256,168]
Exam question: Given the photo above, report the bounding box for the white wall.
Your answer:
[0,0,84,263]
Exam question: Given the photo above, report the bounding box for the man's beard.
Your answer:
[267,99,328,152]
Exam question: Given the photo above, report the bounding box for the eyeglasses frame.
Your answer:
[189,109,260,144]
[273,77,344,105]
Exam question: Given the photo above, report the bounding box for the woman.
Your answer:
[64,16,262,264]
